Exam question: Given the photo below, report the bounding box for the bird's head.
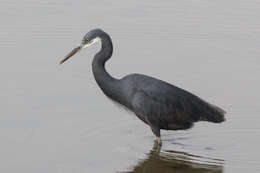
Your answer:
[60,28,104,64]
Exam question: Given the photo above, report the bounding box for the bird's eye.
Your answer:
[82,39,88,45]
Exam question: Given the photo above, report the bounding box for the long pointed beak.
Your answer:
[59,45,82,65]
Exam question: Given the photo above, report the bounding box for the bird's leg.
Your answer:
[152,139,162,153]
[154,136,162,146]
[150,126,162,146]
[145,117,162,146]
[155,136,162,145]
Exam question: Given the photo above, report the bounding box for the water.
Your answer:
[1,0,260,172]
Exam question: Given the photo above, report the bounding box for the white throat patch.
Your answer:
[82,37,101,49]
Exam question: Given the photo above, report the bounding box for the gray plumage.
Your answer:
[60,28,226,144]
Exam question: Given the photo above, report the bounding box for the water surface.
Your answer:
[1,0,260,172]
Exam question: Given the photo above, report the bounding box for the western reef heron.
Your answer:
[60,28,226,145]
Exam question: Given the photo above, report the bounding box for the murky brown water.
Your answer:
[1,0,260,172]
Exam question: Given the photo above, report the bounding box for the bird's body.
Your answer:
[60,29,226,145]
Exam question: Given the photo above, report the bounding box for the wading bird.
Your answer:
[60,29,226,145]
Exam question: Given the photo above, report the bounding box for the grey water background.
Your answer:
[1,0,260,172]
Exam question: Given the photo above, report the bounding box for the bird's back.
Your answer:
[120,74,225,130]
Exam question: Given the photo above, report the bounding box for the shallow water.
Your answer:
[1,0,260,172]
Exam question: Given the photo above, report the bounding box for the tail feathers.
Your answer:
[203,103,226,123]
[193,97,226,123]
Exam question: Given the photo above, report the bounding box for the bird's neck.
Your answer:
[92,35,122,101]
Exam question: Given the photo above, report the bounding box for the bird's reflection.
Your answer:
[123,142,223,173]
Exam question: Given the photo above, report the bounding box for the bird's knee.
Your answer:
[150,126,161,137]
